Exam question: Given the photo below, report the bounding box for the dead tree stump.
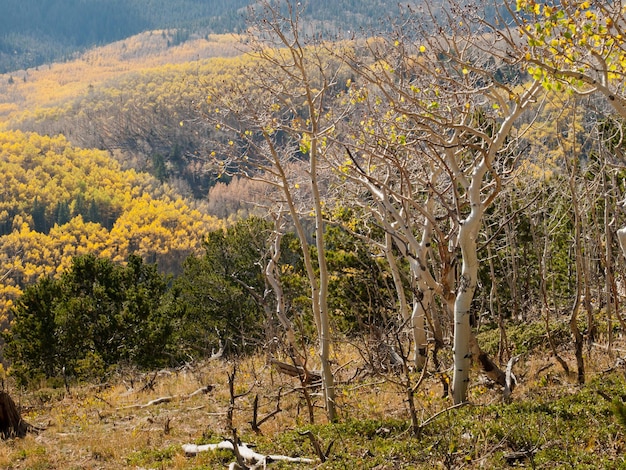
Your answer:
[0,391,30,438]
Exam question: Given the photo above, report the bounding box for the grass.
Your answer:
[2,326,626,469]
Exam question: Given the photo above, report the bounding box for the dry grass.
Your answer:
[2,336,626,469]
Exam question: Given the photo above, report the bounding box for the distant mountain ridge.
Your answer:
[0,0,419,74]
[0,0,250,73]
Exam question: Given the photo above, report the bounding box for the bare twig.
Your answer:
[250,390,282,433]
[298,429,330,463]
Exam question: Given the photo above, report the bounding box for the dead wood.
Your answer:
[270,359,321,384]
[182,440,315,467]
[250,391,282,434]
[118,385,214,410]
[0,391,37,439]
[299,429,332,463]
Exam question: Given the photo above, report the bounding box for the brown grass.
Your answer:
[1,338,624,469]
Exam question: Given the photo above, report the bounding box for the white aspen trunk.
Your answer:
[411,290,430,369]
[374,190,439,370]
[265,225,304,367]
[412,201,436,369]
[384,231,412,362]
[451,81,541,404]
[268,142,335,421]
[452,212,481,404]
[384,230,431,370]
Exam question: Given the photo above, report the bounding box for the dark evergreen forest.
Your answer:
[0,0,251,73]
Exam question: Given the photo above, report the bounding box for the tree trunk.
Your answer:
[310,135,337,422]
[452,202,483,404]
[0,392,30,439]
[384,232,427,369]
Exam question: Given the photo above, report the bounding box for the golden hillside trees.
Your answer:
[0,130,222,323]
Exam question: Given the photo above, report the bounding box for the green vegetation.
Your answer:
[0,130,222,320]
[4,254,171,384]
[1,0,626,467]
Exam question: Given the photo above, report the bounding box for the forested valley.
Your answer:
[0,0,416,74]
[2,1,626,468]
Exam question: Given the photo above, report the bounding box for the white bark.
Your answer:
[452,213,480,404]
[182,441,315,466]
[451,81,541,404]
[265,219,305,367]
[384,230,429,370]
[310,134,337,421]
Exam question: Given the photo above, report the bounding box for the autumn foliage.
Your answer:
[0,130,222,323]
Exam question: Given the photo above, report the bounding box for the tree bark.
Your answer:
[0,392,31,439]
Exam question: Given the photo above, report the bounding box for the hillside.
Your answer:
[1,337,626,469]
[0,0,251,73]
[1,1,626,467]
[0,130,222,322]
[0,32,249,198]
[0,0,422,74]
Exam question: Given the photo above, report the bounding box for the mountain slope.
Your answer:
[0,0,425,73]
[0,0,251,73]
[0,130,223,321]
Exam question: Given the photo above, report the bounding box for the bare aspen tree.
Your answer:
[202,1,351,421]
[334,3,541,403]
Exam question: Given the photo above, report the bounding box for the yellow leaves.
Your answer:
[299,133,311,155]
[419,45,426,53]
[528,66,544,81]
[0,129,217,321]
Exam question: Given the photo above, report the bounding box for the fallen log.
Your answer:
[270,359,321,385]
[182,440,315,467]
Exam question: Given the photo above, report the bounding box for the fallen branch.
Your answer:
[118,385,214,409]
[418,401,471,436]
[270,359,321,385]
[298,430,332,463]
[182,441,315,467]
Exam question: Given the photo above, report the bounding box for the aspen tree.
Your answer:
[336,3,542,403]
[202,1,352,421]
